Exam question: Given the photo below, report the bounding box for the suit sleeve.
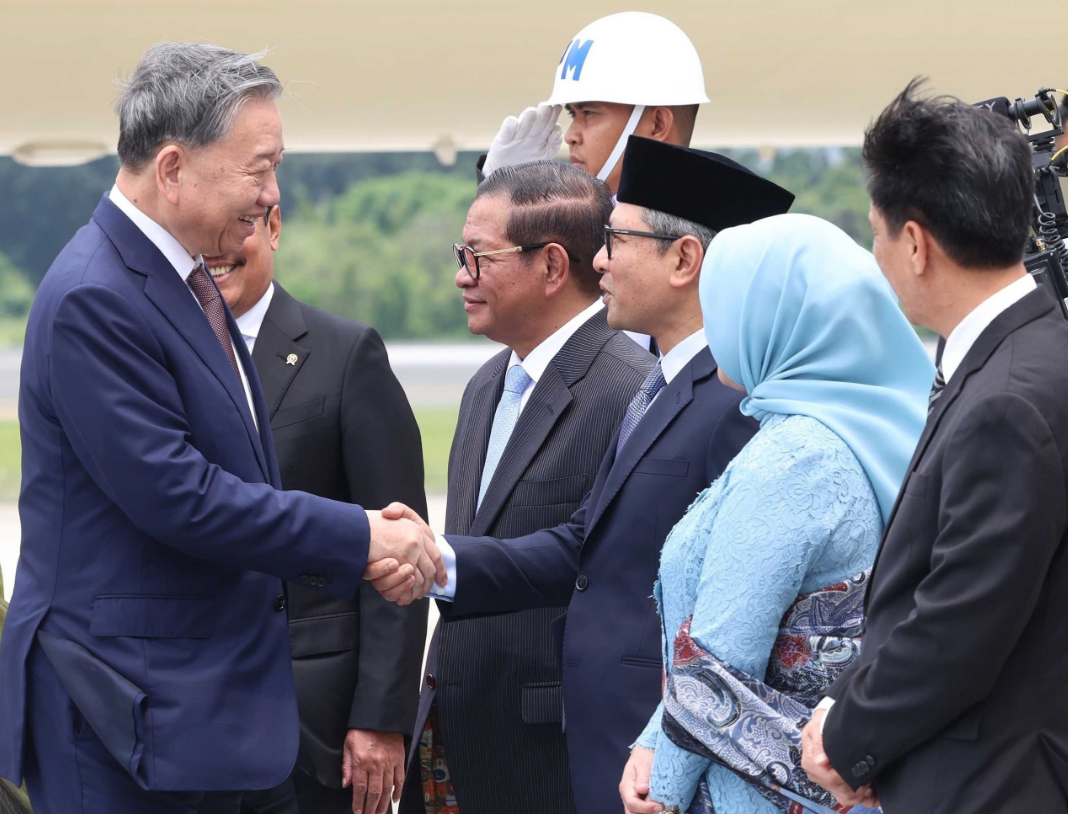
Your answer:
[442,493,589,617]
[338,326,430,736]
[49,284,369,596]
[705,390,756,480]
[823,392,1067,789]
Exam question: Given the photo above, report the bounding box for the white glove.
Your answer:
[482,103,564,177]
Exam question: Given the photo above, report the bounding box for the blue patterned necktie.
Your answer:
[477,364,534,510]
[928,363,946,415]
[615,361,667,457]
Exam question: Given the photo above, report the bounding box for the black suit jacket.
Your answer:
[824,287,1068,812]
[252,283,428,790]
[401,308,652,814]
[437,346,755,814]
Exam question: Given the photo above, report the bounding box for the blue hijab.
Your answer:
[700,213,933,522]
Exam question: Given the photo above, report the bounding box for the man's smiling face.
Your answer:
[207,204,281,319]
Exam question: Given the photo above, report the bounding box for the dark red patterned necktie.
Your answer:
[187,264,241,382]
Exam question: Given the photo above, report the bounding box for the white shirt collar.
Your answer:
[659,329,708,385]
[507,299,605,383]
[942,274,1036,382]
[108,185,201,279]
[236,282,275,350]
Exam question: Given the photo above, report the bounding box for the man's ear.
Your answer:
[903,220,930,278]
[155,144,184,206]
[649,106,676,143]
[268,206,282,251]
[543,243,571,297]
[668,236,703,289]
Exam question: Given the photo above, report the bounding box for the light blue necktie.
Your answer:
[477,364,533,510]
[615,361,667,457]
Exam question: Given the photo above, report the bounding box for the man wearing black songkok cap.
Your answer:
[373,137,794,814]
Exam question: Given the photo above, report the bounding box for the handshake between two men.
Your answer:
[364,503,442,604]
[364,504,447,599]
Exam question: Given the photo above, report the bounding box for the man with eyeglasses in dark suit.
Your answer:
[397,160,652,814]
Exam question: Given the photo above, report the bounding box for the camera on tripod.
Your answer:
[975,88,1068,317]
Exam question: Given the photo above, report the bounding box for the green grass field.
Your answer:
[0,410,457,502]
[414,407,457,494]
[0,423,19,501]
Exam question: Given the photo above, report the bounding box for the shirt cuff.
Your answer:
[432,534,457,601]
[816,696,835,733]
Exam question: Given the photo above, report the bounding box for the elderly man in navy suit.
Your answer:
[0,43,442,814]
[371,137,794,814]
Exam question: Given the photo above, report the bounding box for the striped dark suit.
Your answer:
[401,308,652,814]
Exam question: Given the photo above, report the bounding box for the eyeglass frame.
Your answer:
[603,226,682,260]
[454,242,574,282]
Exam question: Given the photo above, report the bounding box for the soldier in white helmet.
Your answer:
[479,11,709,194]
[478,12,707,353]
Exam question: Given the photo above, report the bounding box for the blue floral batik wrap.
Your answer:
[661,570,873,814]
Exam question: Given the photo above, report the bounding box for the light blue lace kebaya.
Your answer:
[636,215,933,813]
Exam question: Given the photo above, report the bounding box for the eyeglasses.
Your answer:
[603,226,682,260]
[264,205,274,225]
[453,242,550,282]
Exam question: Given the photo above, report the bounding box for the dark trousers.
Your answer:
[23,646,241,814]
[240,769,351,814]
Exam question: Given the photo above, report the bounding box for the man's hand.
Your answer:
[364,506,445,598]
[364,503,444,604]
[801,709,880,809]
[341,729,405,814]
[620,745,664,814]
[482,103,564,176]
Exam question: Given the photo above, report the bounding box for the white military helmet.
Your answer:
[547,12,709,108]
[545,12,708,181]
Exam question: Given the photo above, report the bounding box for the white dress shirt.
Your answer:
[108,185,258,428]
[818,273,1037,734]
[651,329,708,406]
[235,282,275,354]
[941,273,1036,383]
[506,298,606,412]
[433,324,708,600]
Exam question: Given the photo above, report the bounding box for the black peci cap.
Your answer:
[616,136,795,230]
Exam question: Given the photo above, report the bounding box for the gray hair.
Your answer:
[116,42,283,170]
[642,208,717,253]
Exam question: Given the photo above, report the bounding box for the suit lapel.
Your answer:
[92,196,269,481]
[250,284,310,421]
[470,363,573,536]
[468,308,616,537]
[586,346,713,535]
[447,361,506,534]
[867,287,1055,599]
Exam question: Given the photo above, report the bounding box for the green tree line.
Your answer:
[0,148,873,342]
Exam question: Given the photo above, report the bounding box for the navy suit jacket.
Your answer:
[444,347,756,814]
[0,196,370,792]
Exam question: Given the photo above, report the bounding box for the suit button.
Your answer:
[299,575,310,585]
[575,575,589,591]
[865,755,876,769]
[426,674,436,689]
[852,762,866,779]
[274,595,287,612]
[317,577,327,587]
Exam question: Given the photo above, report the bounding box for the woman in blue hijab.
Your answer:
[631,214,932,814]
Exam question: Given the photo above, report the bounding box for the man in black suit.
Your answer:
[207,206,428,814]
[392,161,652,814]
[801,81,1068,813]
[374,138,795,814]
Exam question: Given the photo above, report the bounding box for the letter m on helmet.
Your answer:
[559,39,594,81]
